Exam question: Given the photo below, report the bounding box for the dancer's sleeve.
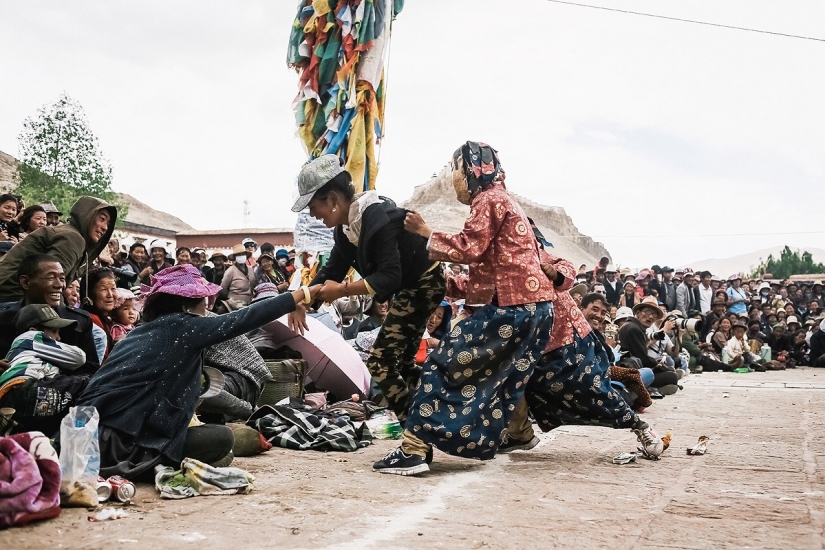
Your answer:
[428,193,502,264]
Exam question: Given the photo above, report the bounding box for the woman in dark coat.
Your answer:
[77,264,319,479]
[290,155,446,421]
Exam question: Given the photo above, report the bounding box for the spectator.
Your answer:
[658,266,677,312]
[0,197,116,303]
[121,242,149,278]
[603,265,621,306]
[0,254,99,376]
[40,202,62,226]
[242,238,258,267]
[218,244,255,307]
[0,193,19,242]
[175,246,192,266]
[63,279,81,309]
[7,205,48,241]
[618,280,639,308]
[190,248,206,272]
[0,304,88,436]
[205,252,227,285]
[139,239,173,285]
[726,276,749,316]
[110,288,138,342]
[80,268,118,361]
[809,317,825,366]
[676,271,698,317]
[617,296,680,393]
[697,271,714,313]
[274,249,291,288]
[359,297,389,333]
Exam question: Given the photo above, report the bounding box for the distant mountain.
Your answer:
[684,246,825,277]
[401,171,611,269]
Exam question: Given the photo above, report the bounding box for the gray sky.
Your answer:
[1,0,823,267]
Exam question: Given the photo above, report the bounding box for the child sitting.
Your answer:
[1,305,87,386]
[110,288,139,342]
[0,304,87,435]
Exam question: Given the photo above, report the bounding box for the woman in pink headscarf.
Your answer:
[77,265,320,479]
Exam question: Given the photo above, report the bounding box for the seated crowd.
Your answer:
[1,192,823,475]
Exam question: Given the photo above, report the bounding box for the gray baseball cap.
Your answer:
[291,154,345,212]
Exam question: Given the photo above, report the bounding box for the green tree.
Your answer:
[14,93,126,219]
[750,246,825,279]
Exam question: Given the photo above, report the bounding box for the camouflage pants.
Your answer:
[367,268,446,421]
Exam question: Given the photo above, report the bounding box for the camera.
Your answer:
[648,330,667,342]
[110,266,138,283]
[665,315,703,335]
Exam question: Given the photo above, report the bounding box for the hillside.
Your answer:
[402,171,611,268]
[0,149,193,232]
[685,246,825,277]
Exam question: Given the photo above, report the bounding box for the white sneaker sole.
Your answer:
[373,464,430,476]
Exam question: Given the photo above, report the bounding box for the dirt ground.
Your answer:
[3,368,825,549]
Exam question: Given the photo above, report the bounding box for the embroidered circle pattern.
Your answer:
[492,409,503,419]
[460,425,472,438]
[498,325,514,338]
[495,203,506,219]
[450,326,462,338]
[457,351,473,364]
[515,358,530,372]
[419,403,434,417]
[525,276,540,292]
[515,221,528,235]
[461,385,477,398]
[448,249,463,262]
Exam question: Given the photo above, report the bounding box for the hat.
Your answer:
[148,239,167,253]
[200,366,225,399]
[661,266,674,273]
[140,264,221,302]
[228,244,251,260]
[257,252,275,263]
[14,304,77,333]
[728,273,742,281]
[276,248,289,259]
[39,201,62,215]
[292,154,345,212]
[651,264,662,274]
[242,238,258,248]
[623,280,636,289]
[638,269,651,279]
[251,282,280,303]
[711,275,721,282]
[633,296,664,319]
[786,316,800,326]
[614,306,634,321]
[570,283,588,297]
[732,321,747,331]
[757,282,771,292]
[260,242,275,254]
[605,264,617,273]
[209,252,228,262]
[113,288,136,310]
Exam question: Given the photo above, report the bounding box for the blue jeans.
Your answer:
[639,368,655,387]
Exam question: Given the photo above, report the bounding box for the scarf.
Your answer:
[342,191,383,245]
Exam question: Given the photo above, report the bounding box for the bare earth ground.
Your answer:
[4,368,825,550]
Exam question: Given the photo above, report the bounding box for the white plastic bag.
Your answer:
[58,406,101,507]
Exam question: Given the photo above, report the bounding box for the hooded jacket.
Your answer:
[0,197,117,301]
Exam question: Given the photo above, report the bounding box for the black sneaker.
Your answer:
[498,435,540,453]
[373,447,429,476]
[425,446,433,464]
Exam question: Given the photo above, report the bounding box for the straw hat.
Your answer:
[633,296,664,319]
[228,244,251,260]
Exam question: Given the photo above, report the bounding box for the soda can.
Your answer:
[96,476,112,503]
[107,475,136,502]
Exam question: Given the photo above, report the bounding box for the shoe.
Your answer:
[210,450,234,468]
[373,447,429,476]
[633,425,664,458]
[425,446,433,464]
[498,435,540,453]
[648,387,664,399]
[659,384,678,396]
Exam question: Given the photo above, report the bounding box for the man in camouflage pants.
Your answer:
[367,268,445,422]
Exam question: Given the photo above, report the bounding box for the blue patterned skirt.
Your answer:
[405,302,554,460]
[526,331,637,431]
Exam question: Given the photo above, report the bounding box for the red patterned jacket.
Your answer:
[428,182,555,307]
[539,249,592,353]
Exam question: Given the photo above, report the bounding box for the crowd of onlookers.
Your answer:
[2,192,824,442]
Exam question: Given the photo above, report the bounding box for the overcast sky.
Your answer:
[1,0,823,267]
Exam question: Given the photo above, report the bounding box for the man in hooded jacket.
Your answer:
[0,196,117,302]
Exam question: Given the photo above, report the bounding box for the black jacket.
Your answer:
[311,197,431,302]
[0,300,100,375]
[603,279,621,306]
[618,317,658,369]
[810,331,825,363]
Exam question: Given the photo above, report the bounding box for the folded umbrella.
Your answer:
[263,315,371,400]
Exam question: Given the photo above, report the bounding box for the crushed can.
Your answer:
[107,476,136,502]
[96,477,112,503]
